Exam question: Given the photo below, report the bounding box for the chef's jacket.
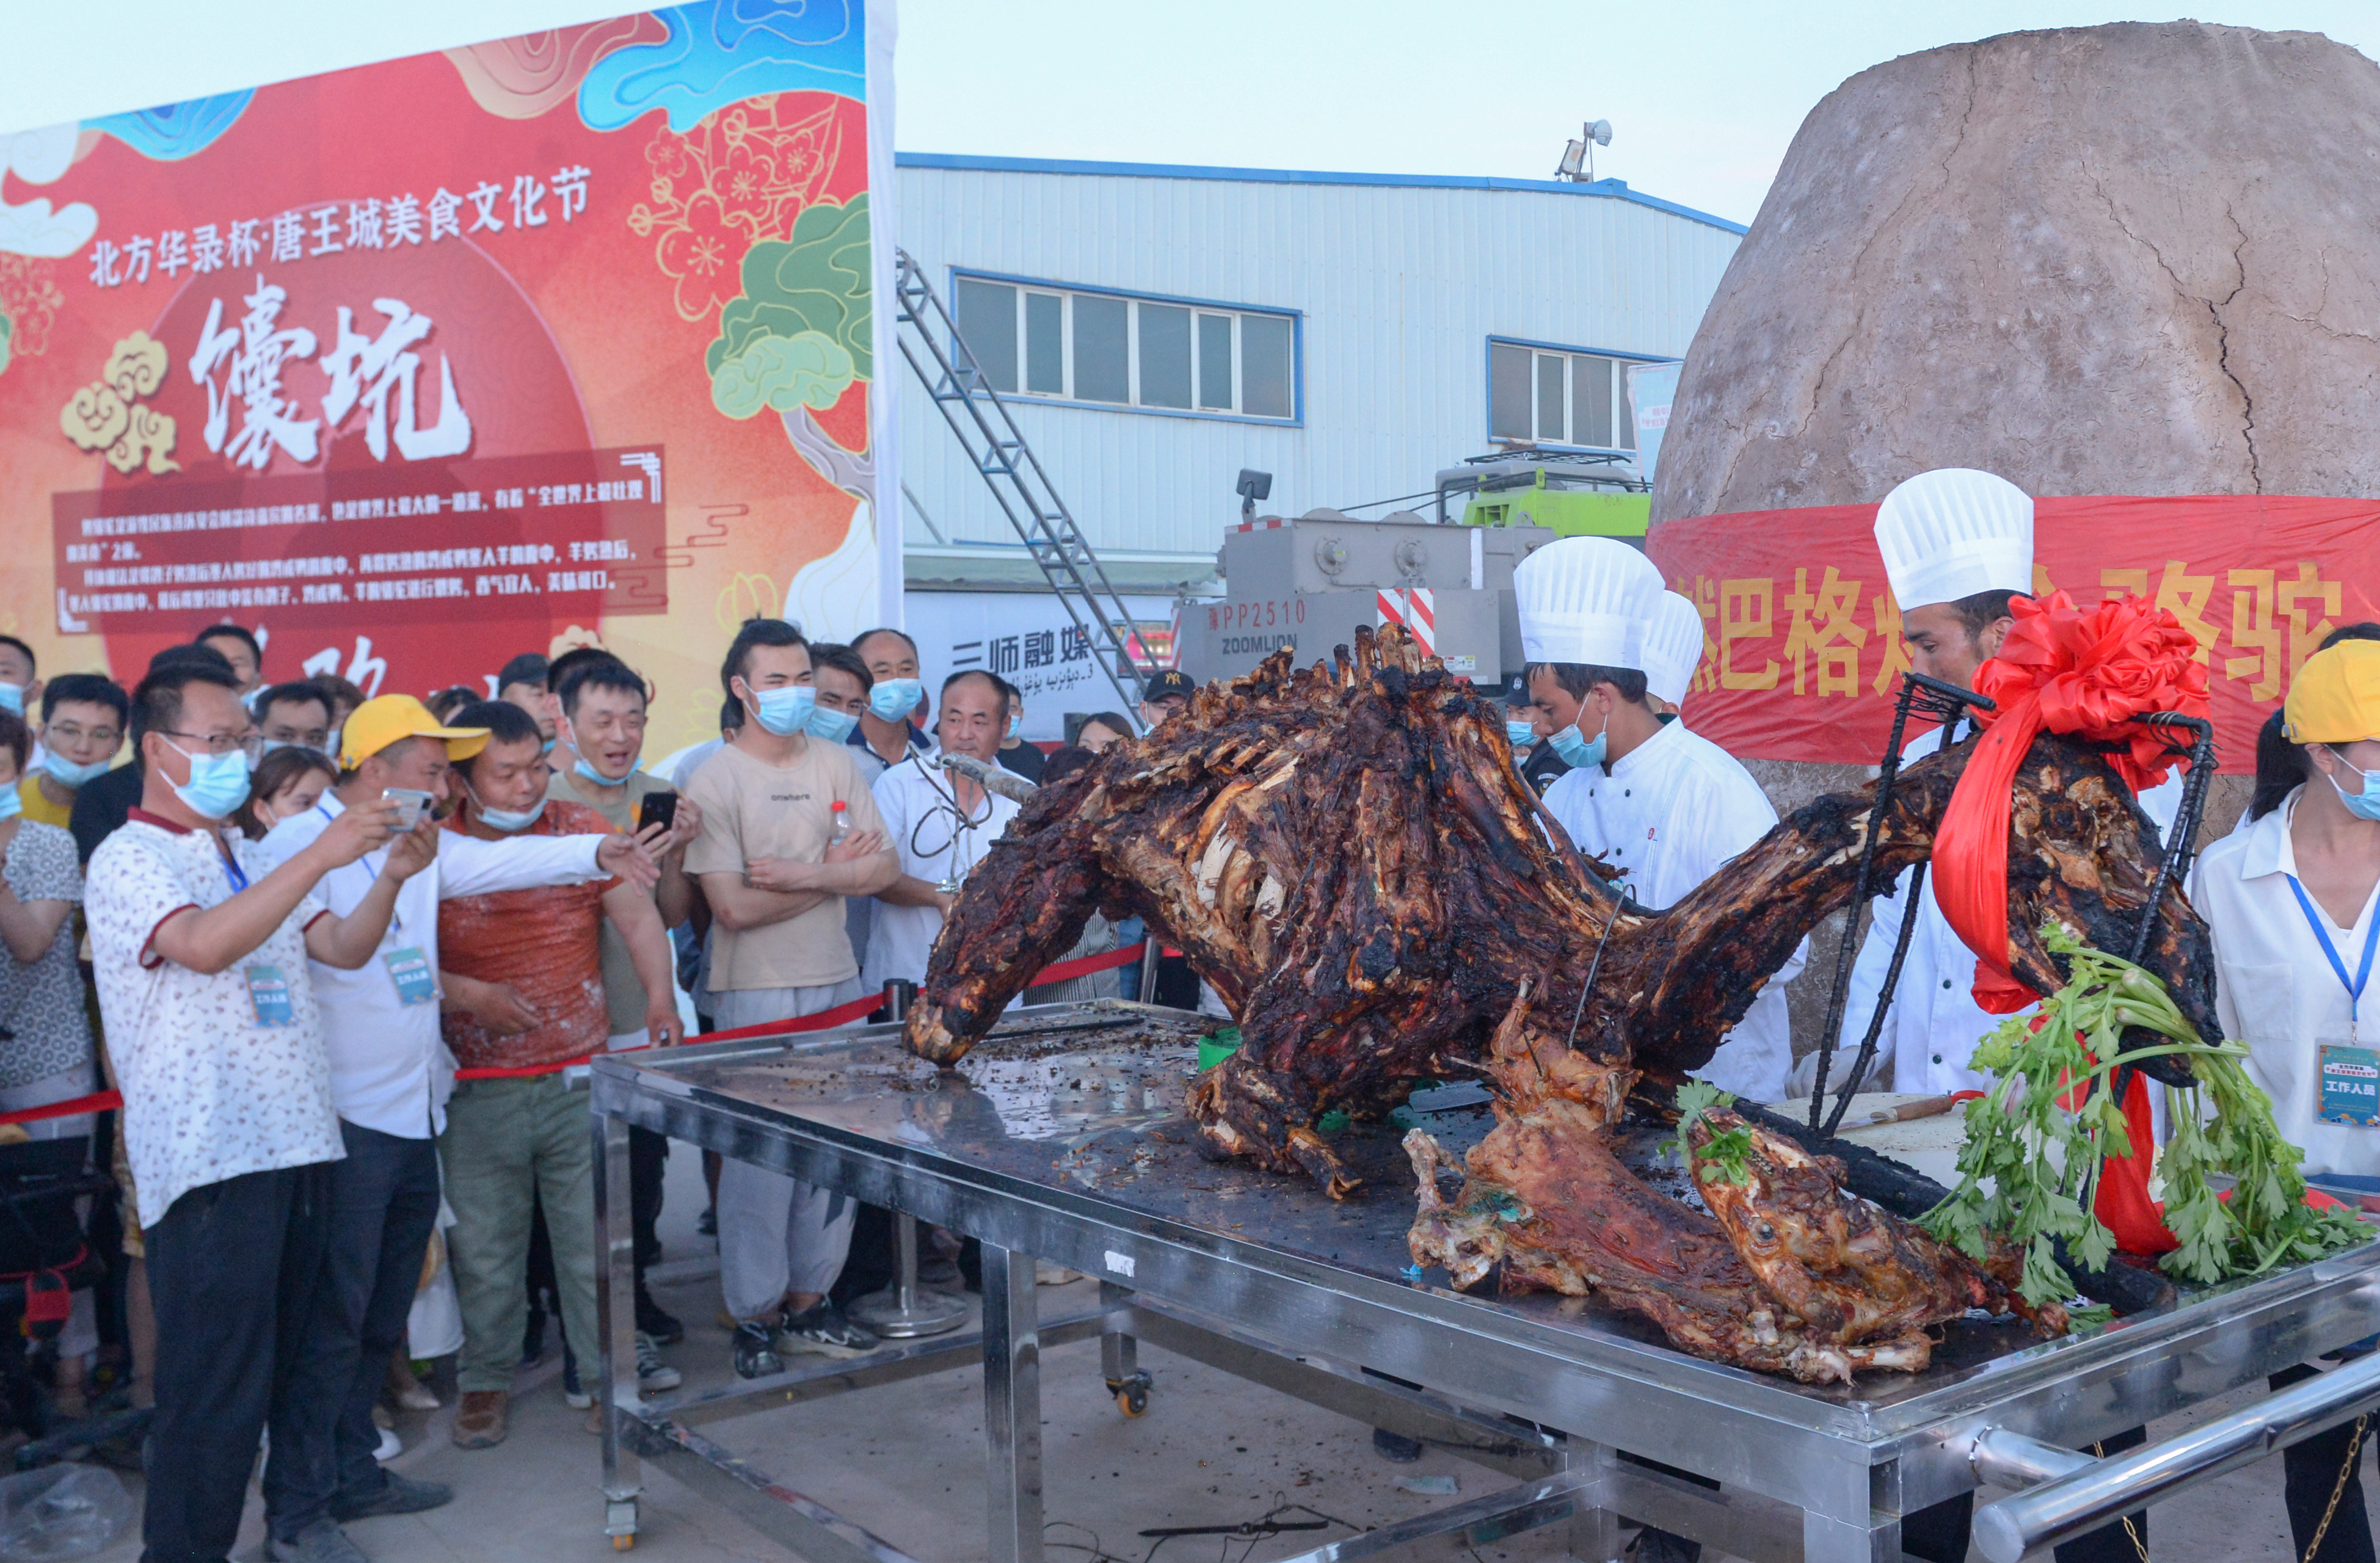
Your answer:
[1541,719,1805,1101]
[2187,786,2380,1178]
[1839,721,2183,1097]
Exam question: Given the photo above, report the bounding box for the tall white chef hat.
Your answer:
[1642,592,1706,707]
[1872,468,2034,611]
[1514,537,1665,669]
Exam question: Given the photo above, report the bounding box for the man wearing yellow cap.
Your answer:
[252,696,658,1553]
[2183,638,2380,1563]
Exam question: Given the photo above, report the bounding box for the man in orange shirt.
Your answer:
[434,700,680,1449]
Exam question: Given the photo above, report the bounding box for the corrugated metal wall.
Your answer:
[895,161,1741,565]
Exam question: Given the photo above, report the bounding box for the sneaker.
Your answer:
[636,1294,685,1347]
[697,1206,717,1238]
[771,1301,879,1360]
[562,1349,592,1410]
[732,1321,783,1379]
[451,1390,508,1449]
[636,1332,682,1393]
[266,1518,368,1563]
[373,1426,402,1462]
[332,1470,453,1521]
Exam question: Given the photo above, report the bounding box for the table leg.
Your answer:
[1559,1440,1621,1563]
[593,1109,641,1542]
[982,1244,1044,1563]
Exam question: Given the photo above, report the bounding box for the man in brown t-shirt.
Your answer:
[685,617,896,1377]
[435,699,680,1448]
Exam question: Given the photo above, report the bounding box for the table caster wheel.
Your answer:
[612,1536,635,1551]
[605,1498,638,1550]
[1109,1371,1152,1417]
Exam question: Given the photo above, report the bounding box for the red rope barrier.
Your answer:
[0,1092,122,1126]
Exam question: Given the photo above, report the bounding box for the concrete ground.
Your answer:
[60,1147,2379,1562]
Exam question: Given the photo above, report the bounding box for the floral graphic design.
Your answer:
[0,254,63,376]
[60,329,180,474]
[627,93,843,322]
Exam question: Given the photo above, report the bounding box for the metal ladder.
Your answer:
[892,248,1149,719]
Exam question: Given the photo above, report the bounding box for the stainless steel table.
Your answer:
[590,1001,2380,1563]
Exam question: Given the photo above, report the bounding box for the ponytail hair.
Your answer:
[2247,708,2307,822]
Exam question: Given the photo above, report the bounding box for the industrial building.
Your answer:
[893,151,1747,597]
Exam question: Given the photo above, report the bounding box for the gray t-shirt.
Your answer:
[0,822,92,1089]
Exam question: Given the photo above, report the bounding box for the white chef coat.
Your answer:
[255,793,609,1137]
[1541,718,1805,1101]
[2188,786,2380,1178]
[1838,720,2184,1096]
[864,756,1021,991]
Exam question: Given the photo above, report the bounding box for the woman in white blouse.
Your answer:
[2188,634,2380,1563]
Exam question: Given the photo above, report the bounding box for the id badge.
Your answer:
[245,965,296,1029]
[382,946,437,1007]
[2320,1042,2380,1127]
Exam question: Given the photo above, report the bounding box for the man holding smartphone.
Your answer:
[87,664,425,1563]
[547,653,703,1347]
[253,695,658,1541]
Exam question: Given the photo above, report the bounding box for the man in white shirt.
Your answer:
[1839,469,2182,1098]
[84,662,426,1563]
[254,695,652,1544]
[866,670,1023,993]
[1525,539,1803,1103]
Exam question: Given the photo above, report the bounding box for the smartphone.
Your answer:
[382,788,434,831]
[637,790,679,836]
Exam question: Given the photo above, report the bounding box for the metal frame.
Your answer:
[591,1012,2380,1563]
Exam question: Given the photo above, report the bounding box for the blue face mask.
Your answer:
[748,684,816,737]
[42,753,111,788]
[468,783,547,834]
[1505,720,1537,749]
[166,742,253,821]
[0,787,18,822]
[868,678,923,723]
[572,757,629,788]
[808,706,859,744]
[539,736,556,756]
[2327,763,2380,822]
[1548,722,1608,771]
[0,686,21,717]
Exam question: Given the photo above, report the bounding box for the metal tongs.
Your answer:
[1808,671,1996,1134]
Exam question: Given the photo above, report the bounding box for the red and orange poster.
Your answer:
[0,1,896,754]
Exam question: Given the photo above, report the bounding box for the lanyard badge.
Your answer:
[2285,875,2380,1044]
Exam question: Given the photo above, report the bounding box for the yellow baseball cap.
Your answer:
[2284,640,2380,744]
[339,694,490,767]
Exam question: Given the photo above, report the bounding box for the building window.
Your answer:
[1488,339,1657,450]
[953,273,1298,420]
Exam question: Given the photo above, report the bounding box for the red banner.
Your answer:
[0,7,890,756]
[1645,495,2380,773]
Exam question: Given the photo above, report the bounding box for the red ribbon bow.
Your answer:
[1931,591,2210,1014]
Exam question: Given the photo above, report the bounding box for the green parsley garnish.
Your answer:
[1918,923,2365,1314]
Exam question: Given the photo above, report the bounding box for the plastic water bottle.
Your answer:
[829,799,850,847]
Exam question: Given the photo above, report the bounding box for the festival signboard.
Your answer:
[0,1,897,756]
[1649,495,2380,774]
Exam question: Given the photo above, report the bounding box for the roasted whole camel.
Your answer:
[906,625,2218,1197]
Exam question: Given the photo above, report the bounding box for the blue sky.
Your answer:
[6,0,2379,225]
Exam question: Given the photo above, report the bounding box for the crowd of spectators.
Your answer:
[0,616,1119,1563]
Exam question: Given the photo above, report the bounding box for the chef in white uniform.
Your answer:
[1838,468,2181,1097]
[1641,590,1706,717]
[1524,539,1803,1103]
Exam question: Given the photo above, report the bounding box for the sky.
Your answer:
[4,0,2379,226]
